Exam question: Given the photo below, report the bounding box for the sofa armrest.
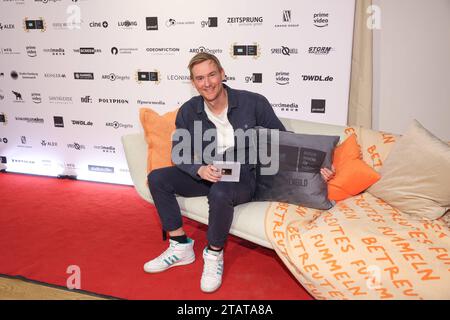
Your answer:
[121,133,153,204]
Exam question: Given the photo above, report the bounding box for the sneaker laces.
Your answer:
[203,251,223,278]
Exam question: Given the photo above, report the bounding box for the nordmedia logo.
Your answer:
[23,17,46,32]
[135,70,160,84]
[230,43,261,59]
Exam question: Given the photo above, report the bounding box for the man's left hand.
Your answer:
[320,166,336,183]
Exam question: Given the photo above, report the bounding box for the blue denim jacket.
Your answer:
[172,84,286,180]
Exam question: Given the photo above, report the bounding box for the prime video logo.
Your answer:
[171,122,280,175]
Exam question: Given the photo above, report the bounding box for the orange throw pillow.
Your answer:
[328,134,381,201]
[139,107,178,174]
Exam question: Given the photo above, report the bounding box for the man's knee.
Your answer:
[147,168,168,191]
[208,183,233,204]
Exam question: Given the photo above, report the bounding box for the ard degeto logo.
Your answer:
[53,116,64,128]
[23,17,46,32]
[245,73,262,84]
[189,46,222,55]
[230,43,260,59]
[146,17,158,30]
[311,99,326,113]
[314,13,329,28]
[135,70,160,84]
[74,72,94,80]
[201,17,218,28]
[106,121,133,129]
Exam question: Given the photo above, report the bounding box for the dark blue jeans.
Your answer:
[147,166,256,247]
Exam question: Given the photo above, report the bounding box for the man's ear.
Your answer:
[220,69,225,81]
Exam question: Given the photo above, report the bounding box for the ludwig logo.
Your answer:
[146,17,158,30]
[118,20,138,29]
[230,43,261,59]
[311,99,326,113]
[74,72,94,80]
[314,13,329,27]
[135,70,160,84]
[23,17,46,32]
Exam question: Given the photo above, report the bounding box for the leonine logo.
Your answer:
[230,43,261,59]
[308,47,333,55]
[201,17,218,28]
[74,47,102,54]
[311,99,326,113]
[23,17,46,32]
[314,13,329,27]
[74,72,94,80]
[146,17,158,30]
[245,73,262,83]
[135,70,160,84]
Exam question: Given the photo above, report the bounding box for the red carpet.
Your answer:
[0,173,312,300]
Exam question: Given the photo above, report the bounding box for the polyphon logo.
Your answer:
[230,43,261,59]
[23,17,46,32]
[135,70,160,84]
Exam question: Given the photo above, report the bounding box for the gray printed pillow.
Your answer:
[253,129,339,210]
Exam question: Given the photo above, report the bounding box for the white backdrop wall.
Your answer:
[0,0,355,185]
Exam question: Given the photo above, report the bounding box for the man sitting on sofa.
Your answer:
[145,52,335,293]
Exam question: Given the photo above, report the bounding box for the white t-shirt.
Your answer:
[204,103,235,155]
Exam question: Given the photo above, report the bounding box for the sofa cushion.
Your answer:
[139,107,178,174]
[265,192,450,300]
[328,134,381,201]
[253,130,339,210]
[368,120,450,220]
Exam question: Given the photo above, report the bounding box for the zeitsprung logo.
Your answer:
[23,17,46,32]
[230,43,261,59]
[226,17,263,27]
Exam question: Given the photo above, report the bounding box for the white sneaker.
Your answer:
[201,247,224,293]
[143,238,195,273]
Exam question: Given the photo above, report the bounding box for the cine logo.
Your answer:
[66,265,81,290]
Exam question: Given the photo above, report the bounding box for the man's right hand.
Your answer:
[197,164,222,183]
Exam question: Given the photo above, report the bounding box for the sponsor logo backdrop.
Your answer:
[0,0,355,185]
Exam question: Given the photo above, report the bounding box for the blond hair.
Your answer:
[188,52,223,79]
